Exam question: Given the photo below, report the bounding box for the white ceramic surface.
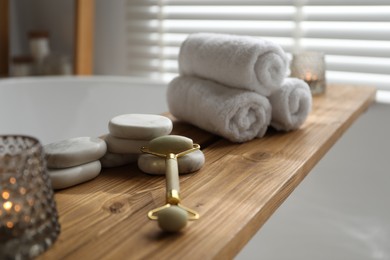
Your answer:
[109,114,172,140]
[1,76,389,260]
[0,76,168,145]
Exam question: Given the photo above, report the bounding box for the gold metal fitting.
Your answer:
[167,190,180,205]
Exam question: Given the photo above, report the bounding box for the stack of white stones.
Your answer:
[101,114,173,168]
[44,114,207,190]
[45,137,107,190]
[103,113,206,175]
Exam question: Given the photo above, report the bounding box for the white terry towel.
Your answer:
[269,78,312,131]
[167,76,272,143]
[178,33,289,97]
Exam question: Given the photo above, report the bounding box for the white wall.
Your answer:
[94,0,128,75]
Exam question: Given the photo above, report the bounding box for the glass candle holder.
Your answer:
[0,135,60,259]
[290,51,327,95]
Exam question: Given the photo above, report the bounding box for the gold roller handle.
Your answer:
[141,137,201,224]
[166,153,180,205]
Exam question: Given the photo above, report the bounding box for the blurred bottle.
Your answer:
[28,31,52,75]
[10,56,34,77]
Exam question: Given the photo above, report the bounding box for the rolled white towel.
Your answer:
[178,33,289,97]
[269,78,312,131]
[167,76,272,143]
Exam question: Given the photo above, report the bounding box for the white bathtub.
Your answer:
[1,76,389,259]
[0,76,168,144]
[237,101,390,259]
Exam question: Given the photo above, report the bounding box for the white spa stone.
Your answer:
[48,160,101,190]
[137,149,205,175]
[45,137,107,168]
[104,134,149,154]
[109,114,173,140]
[100,152,138,168]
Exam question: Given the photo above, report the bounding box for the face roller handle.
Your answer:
[141,135,201,226]
[166,153,180,205]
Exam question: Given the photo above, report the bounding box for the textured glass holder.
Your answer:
[291,52,327,95]
[0,135,60,259]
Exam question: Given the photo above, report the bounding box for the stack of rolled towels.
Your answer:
[167,33,312,143]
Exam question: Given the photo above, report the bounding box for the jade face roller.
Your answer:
[141,135,200,232]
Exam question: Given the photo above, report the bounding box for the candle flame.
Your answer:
[3,201,13,211]
[19,187,27,195]
[9,177,16,184]
[305,72,318,82]
[2,191,10,200]
[305,72,311,80]
[14,204,21,212]
[6,221,14,228]
[24,215,31,223]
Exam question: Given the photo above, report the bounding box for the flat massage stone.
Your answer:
[100,152,138,168]
[138,149,205,175]
[48,160,101,190]
[45,137,107,168]
[109,114,173,140]
[105,134,149,154]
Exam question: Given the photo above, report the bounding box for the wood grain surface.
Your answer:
[38,85,376,260]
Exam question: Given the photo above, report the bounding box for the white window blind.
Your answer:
[126,0,390,90]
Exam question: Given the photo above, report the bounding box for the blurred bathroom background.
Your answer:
[2,0,390,259]
[4,0,390,89]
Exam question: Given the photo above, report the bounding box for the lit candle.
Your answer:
[291,52,326,95]
[1,135,60,259]
[1,191,16,241]
[304,71,318,84]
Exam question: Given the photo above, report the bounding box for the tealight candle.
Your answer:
[0,135,60,259]
[291,51,326,95]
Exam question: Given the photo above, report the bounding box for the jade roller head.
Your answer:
[141,135,200,232]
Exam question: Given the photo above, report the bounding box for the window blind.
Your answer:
[126,0,390,90]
